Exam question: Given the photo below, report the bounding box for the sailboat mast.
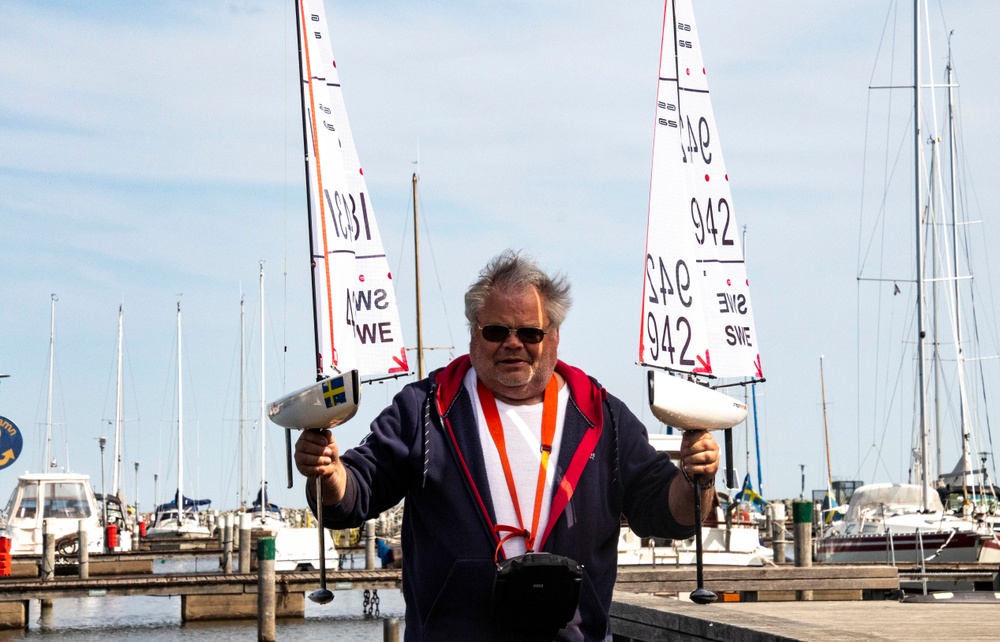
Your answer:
[177,301,184,517]
[260,261,266,507]
[820,356,833,490]
[945,52,973,497]
[293,0,324,381]
[45,293,57,471]
[913,0,930,512]
[113,305,123,498]
[240,293,246,508]
[413,172,425,379]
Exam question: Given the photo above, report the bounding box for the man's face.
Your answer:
[469,286,559,405]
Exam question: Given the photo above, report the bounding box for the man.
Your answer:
[295,250,720,641]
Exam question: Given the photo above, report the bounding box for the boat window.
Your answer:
[3,486,19,523]
[43,482,92,519]
[14,483,37,519]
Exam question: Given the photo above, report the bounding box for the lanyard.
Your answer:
[476,375,558,560]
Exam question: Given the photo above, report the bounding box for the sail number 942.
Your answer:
[646,312,694,366]
[691,197,734,246]
[645,255,692,307]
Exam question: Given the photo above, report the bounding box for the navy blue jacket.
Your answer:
[316,356,694,641]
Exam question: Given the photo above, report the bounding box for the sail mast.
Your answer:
[260,261,266,508]
[240,292,246,508]
[913,0,930,511]
[177,301,184,517]
[113,305,124,498]
[820,356,833,490]
[945,50,973,498]
[45,293,57,471]
[413,172,425,380]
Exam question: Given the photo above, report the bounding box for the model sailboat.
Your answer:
[639,0,764,604]
[269,0,408,432]
[267,0,408,603]
[640,0,762,430]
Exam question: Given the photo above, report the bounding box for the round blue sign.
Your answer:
[0,416,23,470]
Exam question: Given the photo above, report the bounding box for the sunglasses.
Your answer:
[478,324,549,344]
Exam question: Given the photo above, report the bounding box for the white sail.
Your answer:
[298,0,408,379]
[639,0,761,381]
[270,0,408,430]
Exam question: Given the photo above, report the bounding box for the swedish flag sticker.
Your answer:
[323,377,347,408]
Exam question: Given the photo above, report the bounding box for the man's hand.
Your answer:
[678,430,720,481]
[294,429,347,506]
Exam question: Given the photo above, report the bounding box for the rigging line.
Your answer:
[871,287,914,483]
[858,110,913,275]
[415,180,457,360]
[393,169,414,307]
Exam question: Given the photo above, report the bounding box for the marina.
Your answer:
[4,0,1000,639]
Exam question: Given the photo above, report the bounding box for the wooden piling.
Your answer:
[365,520,376,570]
[78,520,89,579]
[239,512,251,574]
[257,536,275,642]
[383,616,401,642]
[40,521,54,582]
[771,501,786,564]
[222,513,233,574]
[792,499,813,601]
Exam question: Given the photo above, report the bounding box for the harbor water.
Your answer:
[1,555,405,640]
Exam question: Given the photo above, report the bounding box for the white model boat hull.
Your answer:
[647,370,747,431]
[268,371,361,430]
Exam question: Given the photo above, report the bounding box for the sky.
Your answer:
[2,0,1000,513]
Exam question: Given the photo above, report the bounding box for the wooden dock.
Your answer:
[615,564,901,601]
[0,568,400,602]
[610,590,1000,641]
[0,568,401,628]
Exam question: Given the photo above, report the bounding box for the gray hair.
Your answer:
[464,250,572,333]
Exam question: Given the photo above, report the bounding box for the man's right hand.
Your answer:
[294,428,347,505]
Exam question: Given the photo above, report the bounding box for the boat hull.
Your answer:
[144,512,211,539]
[273,526,340,572]
[1,473,106,556]
[817,530,1000,564]
[647,370,747,431]
[268,371,361,430]
[619,523,771,567]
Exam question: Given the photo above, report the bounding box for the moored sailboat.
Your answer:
[249,262,340,571]
[817,0,1000,566]
[1,296,106,557]
[103,305,135,550]
[146,302,211,539]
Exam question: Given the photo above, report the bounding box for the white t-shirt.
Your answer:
[464,367,569,558]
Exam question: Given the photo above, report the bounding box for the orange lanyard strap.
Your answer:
[477,375,559,558]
